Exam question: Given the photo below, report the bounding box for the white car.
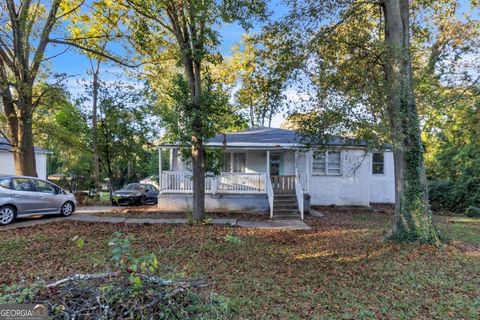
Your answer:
[0,175,77,225]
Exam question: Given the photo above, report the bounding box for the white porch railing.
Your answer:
[218,172,265,193]
[161,171,194,193]
[160,171,266,194]
[265,172,274,219]
[295,170,305,220]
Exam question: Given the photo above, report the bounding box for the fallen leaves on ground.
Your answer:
[1,208,479,319]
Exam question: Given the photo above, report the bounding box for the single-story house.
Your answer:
[0,138,49,179]
[157,127,395,219]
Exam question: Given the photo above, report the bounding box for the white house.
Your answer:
[0,138,50,179]
[157,127,395,219]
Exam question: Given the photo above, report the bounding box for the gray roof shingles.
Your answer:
[207,127,367,147]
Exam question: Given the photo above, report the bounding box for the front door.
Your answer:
[270,153,283,178]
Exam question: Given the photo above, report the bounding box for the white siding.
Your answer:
[369,151,395,203]
[169,147,396,206]
[308,149,370,206]
[36,154,47,179]
[296,152,307,174]
[0,151,48,179]
[245,150,267,173]
[0,152,16,175]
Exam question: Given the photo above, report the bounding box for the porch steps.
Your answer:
[272,193,301,220]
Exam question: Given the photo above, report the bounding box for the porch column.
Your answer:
[159,147,162,194]
[266,150,270,174]
[294,150,298,175]
[307,150,312,193]
[169,148,174,170]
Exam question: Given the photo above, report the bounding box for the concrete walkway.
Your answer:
[0,210,311,231]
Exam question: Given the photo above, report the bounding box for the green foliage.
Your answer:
[86,81,161,190]
[0,280,47,304]
[160,74,247,173]
[220,35,288,127]
[224,235,242,245]
[108,232,159,284]
[33,82,94,190]
[70,235,85,249]
[424,83,480,213]
[466,207,480,218]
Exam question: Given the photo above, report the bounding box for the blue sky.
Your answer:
[45,0,290,126]
[48,0,288,76]
[44,0,477,128]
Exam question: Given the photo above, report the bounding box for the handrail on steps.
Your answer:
[265,172,274,219]
[295,170,304,220]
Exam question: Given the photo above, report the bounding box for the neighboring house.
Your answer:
[0,138,50,179]
[140,175,159,188]
[157,127,395,219]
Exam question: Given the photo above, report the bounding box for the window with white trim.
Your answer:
[312,151,342,176]
[372,152,385,174]
[312,152,326,174]
[220,153,231,172]
[327,152,341,175]
[221,152,246,173]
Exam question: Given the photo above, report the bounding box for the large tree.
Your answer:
[0,0,67,176]
[123,0,267,221]
[382,0,438,242]
[219,35,288,127]
[65,2,125,196]
[261,0,477,242]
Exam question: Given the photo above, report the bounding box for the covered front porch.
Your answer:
[158,147,310,219]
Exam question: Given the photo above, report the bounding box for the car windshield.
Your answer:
[123,184,144,191]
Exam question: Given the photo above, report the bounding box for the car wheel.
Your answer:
[61,201,74,217]
[0,205,16,226]
[139,196,146,206]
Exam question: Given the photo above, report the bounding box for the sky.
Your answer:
[46,0,290,128]
[44,0,478,129]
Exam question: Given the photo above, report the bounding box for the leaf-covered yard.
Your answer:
[1,208,479,319]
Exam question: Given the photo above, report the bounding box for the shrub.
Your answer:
[428,179,480,213]
[466,206,480,218]
[224,235,242,245]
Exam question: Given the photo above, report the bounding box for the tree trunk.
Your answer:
[190,59,205,222]
[191,134,205,221]
[383,0,439,243]
[91,61,101,197]
[4,87,38,177]
[14,109,37,177]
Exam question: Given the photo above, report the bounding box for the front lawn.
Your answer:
[1,209,479,319]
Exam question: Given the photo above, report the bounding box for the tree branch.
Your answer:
[30,0,61,83]
[47,38,141,68]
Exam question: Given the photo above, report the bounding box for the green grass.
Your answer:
[0,211,479,319]
[435,215,480,245]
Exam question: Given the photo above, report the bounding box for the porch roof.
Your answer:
[159,127,367,149]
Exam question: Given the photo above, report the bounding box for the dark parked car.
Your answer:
[112,183,159,206]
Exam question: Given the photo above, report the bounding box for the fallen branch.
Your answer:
[47,271,205,289]
[47,271,120,288]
